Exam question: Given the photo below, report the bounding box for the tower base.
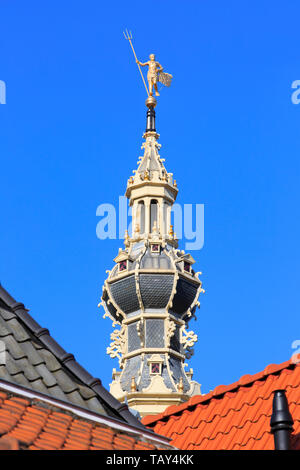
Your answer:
[110,372,201,418]
[123,391,189,417]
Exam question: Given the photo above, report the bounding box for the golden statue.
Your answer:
[124,30,172,100]
[136,54,163,97]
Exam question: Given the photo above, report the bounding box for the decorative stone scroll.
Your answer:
[182,327,198,359]
[106,326,126,367]
[136,318,145,348]
[165,318,176,348]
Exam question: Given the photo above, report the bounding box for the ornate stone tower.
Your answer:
[100,95,204,417]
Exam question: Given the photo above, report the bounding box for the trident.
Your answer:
[123,29,149,97]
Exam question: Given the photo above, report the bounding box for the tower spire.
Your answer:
[125,102,178,245]
[100,49,203,417]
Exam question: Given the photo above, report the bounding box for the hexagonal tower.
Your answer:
[100,98,204,417]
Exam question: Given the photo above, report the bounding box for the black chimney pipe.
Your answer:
[270,389,294,450]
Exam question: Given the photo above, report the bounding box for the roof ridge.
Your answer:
[143,357,299,426]
[0,284,145,429]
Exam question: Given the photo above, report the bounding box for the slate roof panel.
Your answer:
[37,348,61,373]
[16,340,45,367]
[0,285,145,427]
[0,305,16,321]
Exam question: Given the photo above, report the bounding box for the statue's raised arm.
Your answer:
[136,59,149,67]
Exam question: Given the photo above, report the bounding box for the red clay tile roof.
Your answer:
[0,383,173,450]
[142,357,300,450]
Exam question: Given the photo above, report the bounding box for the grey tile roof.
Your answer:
[0,286,144,429]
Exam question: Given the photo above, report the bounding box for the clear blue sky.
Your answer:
[1,0,300,394]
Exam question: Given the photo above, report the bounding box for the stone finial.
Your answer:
[131,377,137,393]
[152,220,158,234]
[177,377,184,393]
[124,230,130,247]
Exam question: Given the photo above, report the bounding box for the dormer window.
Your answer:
[151,243,160,253]
[148,354,163,375]
[114,251,133,273]
[151,363,161,374]
[184,261,191,273]
[175,254,195,275]
[119,260,128,272]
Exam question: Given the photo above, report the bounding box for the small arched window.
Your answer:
[137,201,145,234]
[150,199,158,232]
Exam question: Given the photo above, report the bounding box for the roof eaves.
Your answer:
[0,284,145,429]
[0,378,173,447]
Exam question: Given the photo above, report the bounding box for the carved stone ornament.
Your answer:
[182,327,198,359]
[136,318,145,348]
[106,325,126,367]
[166,318,176,348]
